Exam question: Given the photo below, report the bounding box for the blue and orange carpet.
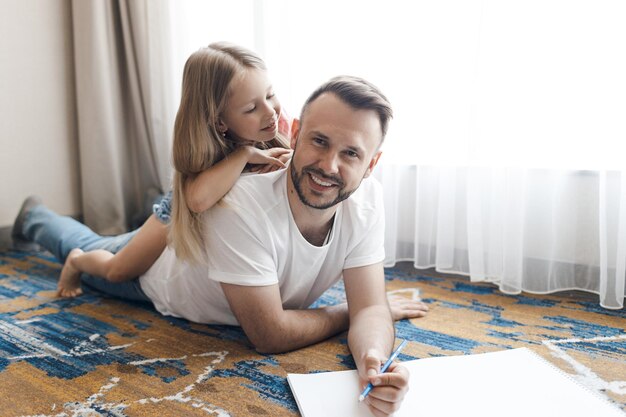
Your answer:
[0,250,624,416]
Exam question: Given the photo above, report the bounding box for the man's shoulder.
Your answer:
[217,169,286,214]
[345,176,383,211]
[339,176,384,228]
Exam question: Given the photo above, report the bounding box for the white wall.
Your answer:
[0,0,80,228]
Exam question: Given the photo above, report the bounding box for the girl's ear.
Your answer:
[290,119,300,149]
[216,118,228,134]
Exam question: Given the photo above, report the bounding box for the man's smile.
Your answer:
[309,173,336,188]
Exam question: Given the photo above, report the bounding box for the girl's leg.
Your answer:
[56,215,167,297]
[19,202,151,302]
[69,249,115,277]
[58,248,111,297]
[99,215,168,282]
[22,204,138,261]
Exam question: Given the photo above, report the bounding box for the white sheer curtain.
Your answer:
[376,166,626,309]
[172,1,626,308]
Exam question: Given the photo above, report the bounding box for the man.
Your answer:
[14,76,427,416]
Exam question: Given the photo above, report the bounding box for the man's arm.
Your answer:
[344,262,394,371]
[221,277,429,354]
[220,282,349,353]
[344,262,409,417]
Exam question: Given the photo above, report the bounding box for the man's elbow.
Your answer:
[254,341,286,354]
[248,332,288,354]
[244,323,290,354]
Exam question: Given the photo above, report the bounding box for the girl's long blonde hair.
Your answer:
[169,42,288,263]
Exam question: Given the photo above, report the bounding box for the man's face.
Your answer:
[290,93,383,210]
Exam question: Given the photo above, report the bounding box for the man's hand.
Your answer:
[247,147,292,173]
[387,293,429,321]
[359,350,410,417]
[335,293,428,324]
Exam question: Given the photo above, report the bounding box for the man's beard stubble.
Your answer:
[289,163,359,210]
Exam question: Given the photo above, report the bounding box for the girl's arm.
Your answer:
[185,146,291,213]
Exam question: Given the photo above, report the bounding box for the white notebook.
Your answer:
[287,347,624,417]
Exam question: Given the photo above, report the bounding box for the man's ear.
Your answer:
[363,151,382,178]
[290,119,300,149]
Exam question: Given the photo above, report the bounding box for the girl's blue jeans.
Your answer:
[22,204,152,303]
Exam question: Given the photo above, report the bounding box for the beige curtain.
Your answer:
[71,0,175,234]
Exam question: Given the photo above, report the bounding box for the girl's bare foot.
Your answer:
[57,248,84,298]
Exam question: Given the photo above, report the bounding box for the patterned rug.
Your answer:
[0,250,624,416]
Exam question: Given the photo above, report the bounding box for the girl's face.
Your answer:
[220,68,281,144]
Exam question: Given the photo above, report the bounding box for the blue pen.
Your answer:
[358,339,408,402]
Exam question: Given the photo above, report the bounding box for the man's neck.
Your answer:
[286,174,338,247]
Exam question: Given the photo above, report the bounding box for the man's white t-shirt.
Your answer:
[139,168,385,325]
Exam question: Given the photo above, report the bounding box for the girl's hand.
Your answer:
[276,149,293,165]
[248,148,293,174]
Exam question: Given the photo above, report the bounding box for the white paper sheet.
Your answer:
[287,348,624,417]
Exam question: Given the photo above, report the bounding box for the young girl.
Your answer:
[57,42,292,297]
